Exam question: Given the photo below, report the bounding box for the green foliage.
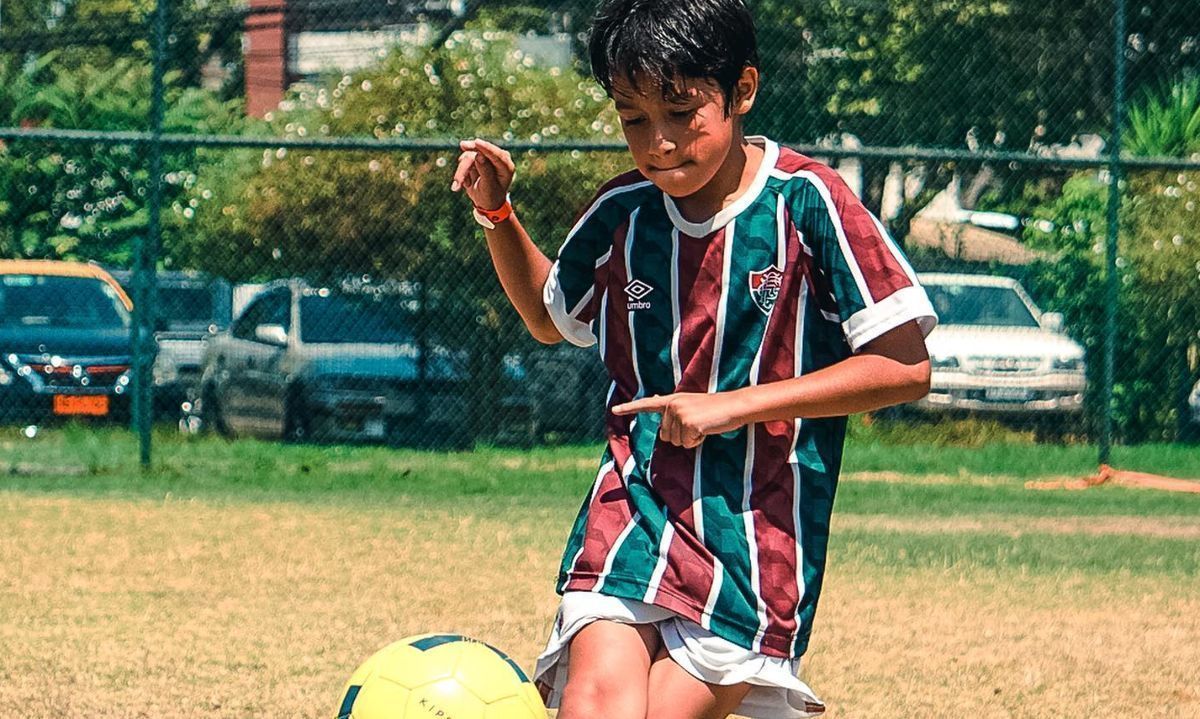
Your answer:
[1023,78,1200,441]
[1126,74,1200,157]
[0,59,245,266]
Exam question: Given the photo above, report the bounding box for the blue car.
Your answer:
[0,261,134,424]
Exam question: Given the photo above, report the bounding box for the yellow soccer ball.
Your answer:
[335,634,547,719]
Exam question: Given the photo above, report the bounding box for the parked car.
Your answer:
[0,260,133,423]
[111,270,233,415]
[915,273,1087,419]
[498,344,608,445]
[193,278,469,446]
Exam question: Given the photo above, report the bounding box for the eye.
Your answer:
[670,108,696,120]
[620,116,645,127]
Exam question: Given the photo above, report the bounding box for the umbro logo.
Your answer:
[625,279,653,310]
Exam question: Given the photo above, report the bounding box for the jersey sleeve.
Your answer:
[543,178,638,348]
[791,168,937,352]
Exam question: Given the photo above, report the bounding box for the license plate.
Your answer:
[985,388,1033,402]
[363,418,387,438]
[53,394,110,416]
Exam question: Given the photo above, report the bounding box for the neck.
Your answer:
[674,134,764,223]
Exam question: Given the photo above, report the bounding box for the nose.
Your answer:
[649,123,676,157]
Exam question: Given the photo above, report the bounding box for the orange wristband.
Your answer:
[472,196,513,229]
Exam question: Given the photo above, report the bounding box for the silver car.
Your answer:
[194,279,468,447]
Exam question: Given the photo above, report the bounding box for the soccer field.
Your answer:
[1,430,1198,718]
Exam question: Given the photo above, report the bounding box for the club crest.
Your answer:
[749,265,783,314]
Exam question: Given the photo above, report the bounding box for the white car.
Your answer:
[916,273,1086,415]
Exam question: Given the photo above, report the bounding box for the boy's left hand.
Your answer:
[612,393,743,448]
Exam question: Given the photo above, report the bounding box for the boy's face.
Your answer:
[612,68,758,199]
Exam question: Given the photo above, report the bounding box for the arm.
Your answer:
[452,138,563,344]
[612,320,931,448]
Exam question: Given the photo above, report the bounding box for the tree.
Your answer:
[1023,76,1200,442]
[0,58,246,265]
[179,30,625,437]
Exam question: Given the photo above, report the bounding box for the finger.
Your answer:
[658,412,675,445]
[450,151,478,191]
[473,152,500,183]
[472,141,516,181]
[463,164,482,194]
[681,427,704,449]
[668,415,685,447]
[472,138,513,167]
[612,395,671,416]
[660,410,687,447]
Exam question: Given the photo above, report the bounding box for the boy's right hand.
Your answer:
[451,138,514,212]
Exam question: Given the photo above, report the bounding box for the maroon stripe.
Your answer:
[603,218,637,441]
[674,228,725,393]
[776,147,912,303]
[563,464,633,592]
[749,216,805,644]
[645,228,727,613]
[655,516,715,619]
[774,145,809,174]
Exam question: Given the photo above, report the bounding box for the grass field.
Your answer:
[2,427,1199,718]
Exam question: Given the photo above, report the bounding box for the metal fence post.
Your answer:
[134,0,170,467]
[1100,0,1127,466]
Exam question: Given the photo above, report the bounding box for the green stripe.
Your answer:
[409,635,532,684]
[336,685,361,719]
[601,476,668,596]
[557,184,655,316]
[626,202,677,399]
[791,302,847,656]
[786,178,869,322]
[701,201,779,645]
[409,634,466,651]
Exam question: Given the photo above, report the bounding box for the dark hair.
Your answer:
[587,0,759,113]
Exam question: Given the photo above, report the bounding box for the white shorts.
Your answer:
[534,592,825,719]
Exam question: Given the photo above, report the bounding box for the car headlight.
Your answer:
[931,355,960,370]
[1052,356,1085,372]
[0,352,24,387]
[114,369,132,394]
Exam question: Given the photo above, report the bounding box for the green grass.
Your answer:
[834,528,1200,575]
[2,425,1196,718]
[2,426,1198,519]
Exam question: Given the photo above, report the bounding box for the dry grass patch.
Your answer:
[1,493,1196,718]
[836,513,1200,540]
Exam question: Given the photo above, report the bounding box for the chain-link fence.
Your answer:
[0,0,1197,462]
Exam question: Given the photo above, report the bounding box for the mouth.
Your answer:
[648,161,691,173]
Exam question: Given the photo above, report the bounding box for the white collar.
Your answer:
[663,136,779,237]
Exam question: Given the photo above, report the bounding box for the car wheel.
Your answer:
[201,385,232,438]
[283,386,310,444]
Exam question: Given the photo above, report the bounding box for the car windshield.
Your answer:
[0,274,131,330]
[926,283,1039,328]
[158,286,215,325]
[300,294,415,344]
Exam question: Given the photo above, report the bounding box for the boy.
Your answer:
[451,1,936,717]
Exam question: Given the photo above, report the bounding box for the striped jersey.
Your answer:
[541,137,937,659]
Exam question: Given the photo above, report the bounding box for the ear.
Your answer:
[732,66,759,117]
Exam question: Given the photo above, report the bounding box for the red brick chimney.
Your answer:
[245,0,289,117]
